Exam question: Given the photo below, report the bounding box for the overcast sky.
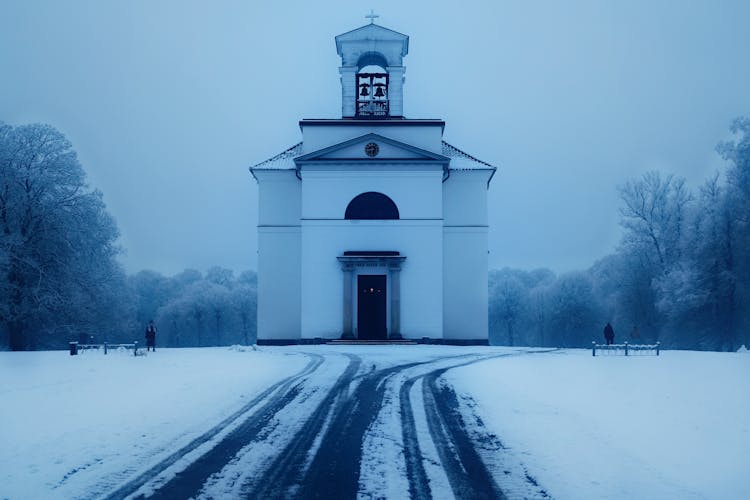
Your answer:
[1,0,749,276]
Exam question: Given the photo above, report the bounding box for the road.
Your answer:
[105,348,551,499]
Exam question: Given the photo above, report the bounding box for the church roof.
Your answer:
[250,142,303,171]
[250,140,495,172]
[441,141,496,171]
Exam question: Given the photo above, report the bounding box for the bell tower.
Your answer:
[335,14,409,119]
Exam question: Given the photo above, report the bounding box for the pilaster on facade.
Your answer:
[340,66,358,118]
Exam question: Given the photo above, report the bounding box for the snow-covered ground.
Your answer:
[448,348,750,500]
[1,345,748,499]
[0,347,307,499]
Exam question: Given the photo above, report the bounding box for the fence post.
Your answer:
[104,342,108,355]
[592,341,596,356]
[69,342,78,356]
[625,341,629,356]
[656,341,660,356]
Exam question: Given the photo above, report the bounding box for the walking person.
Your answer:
[145,320,157,352]
[603,322,615,345]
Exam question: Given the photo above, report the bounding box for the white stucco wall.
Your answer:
[301,169,442,220]
[443,170,490,225]
[300,220,443,339]
[257,227,301,340]
[254,170,301,226]
[299,166,444,339]
[255,171,302,340]
[442,170,492,340]
[443,227,489,340]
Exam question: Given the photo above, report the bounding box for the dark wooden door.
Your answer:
[357,275,387,340]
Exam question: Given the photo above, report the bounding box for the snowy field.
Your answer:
[0,347,308,499]
[0,345,748,499]
[448,349,750,500]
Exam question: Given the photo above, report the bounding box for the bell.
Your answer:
[374,86,385,98]
[360,85,369,97]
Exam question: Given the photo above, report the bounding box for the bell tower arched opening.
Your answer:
[357,58,389,118]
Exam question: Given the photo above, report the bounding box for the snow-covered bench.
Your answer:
[592,341,660,356]
[69,342,140,356]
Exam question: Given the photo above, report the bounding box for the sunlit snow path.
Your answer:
[106,347,551,500]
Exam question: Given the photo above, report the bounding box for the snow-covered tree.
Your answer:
[0,122,126,350]
[237,270,257,286]
[171,269,202,290]
[489,270,525,346]
[546,272,602,347]
[231,283,257,345]
[485,120,749,351]
[150,269,258,347]
[129,270,173,329]
[716,117,750,348]
[206,266,234,287]
[618,171,691,275]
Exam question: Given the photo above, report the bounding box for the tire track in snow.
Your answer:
[292,354,491,498]
[399,354,508,500]
[439,351,556,500]
[423,363,507,500]
[102,353,324,500]
[106,348,556,500]
[400,365,474,499]
[283,353,495,499]
[139,352,352,500]
[237,353,363,498]
[400,350,555,499]
[246,358,425,498]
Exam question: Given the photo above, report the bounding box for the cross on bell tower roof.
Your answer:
[365,9,379,24]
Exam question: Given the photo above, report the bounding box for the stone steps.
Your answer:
[326,339,418,345]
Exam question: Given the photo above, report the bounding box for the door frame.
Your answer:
[337,252,406,340]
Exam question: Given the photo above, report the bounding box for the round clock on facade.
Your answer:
[364,142,379,157]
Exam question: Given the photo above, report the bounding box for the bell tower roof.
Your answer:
[335,24,409,67]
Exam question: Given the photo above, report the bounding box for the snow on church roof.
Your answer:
[250,141,495,172]
[440,141,496,171]
[250,142,303,171]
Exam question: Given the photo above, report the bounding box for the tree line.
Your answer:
[0,121,257,350]
[130,267,257,348]
[489,118,750,351]
[2,119,747,350]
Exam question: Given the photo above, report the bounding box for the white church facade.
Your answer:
[250,21,496,344]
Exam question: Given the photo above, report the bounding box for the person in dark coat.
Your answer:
[603,322,615,345]
[145,320,157,352]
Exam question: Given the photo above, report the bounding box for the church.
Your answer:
[250,19,496,344]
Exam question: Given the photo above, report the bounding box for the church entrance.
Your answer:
[338,252,404,340]
[357,275,387,340]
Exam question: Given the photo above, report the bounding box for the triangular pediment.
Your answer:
[335,24,409,54]
[294,134,449,165]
